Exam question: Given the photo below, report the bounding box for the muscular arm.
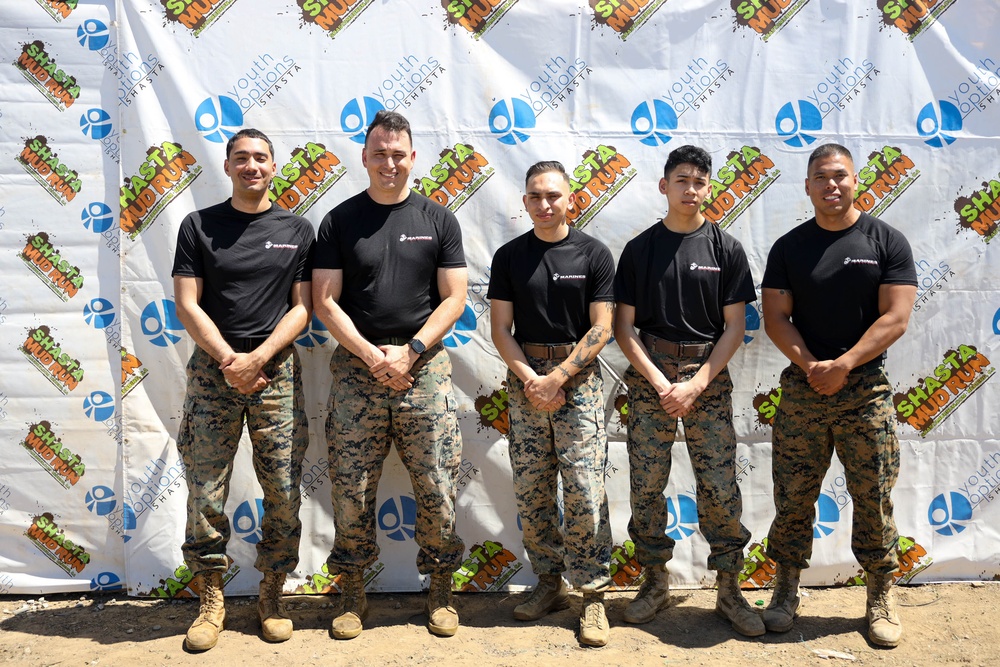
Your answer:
[660,301,746,417]
[762,287,817,372]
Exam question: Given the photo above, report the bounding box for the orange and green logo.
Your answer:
[613,393,629,427]
[609,540,643,588]
[293,562,383,595]
[298,0,375,39]
[878,0,958,41]
[731,0,810,41]
[839,536,933,585]
[161,0,239,35]
[16,136,81,206]
[453,540,522,591]
[752,386,782,428]
[20,325,84,394]
[739,539,776,589]
[120,141,201,240]
[14,41,80,110]
[475,386,510,435]
[144,558,240,597]
[702,145,780,230]
[954,169,1000,244]
[853,146,920,217]
[567,145,636,230]
[590,0,668,40]
[894,345,994,437]
[34,0,77,21]
[19,232,83,301]
[442,0,519,38]
[413,143,494,213]
[122,347,149,397]
[21,421,86,488]
[25,513,90,576]
[269,141,346,215]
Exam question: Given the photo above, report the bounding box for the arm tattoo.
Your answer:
[584,325,607,347]
[557,365,572,379]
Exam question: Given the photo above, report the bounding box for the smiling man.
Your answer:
[761,143,917,647]
[614,145,762,637]
[312,110,467,639]
[488,161,616,647]
[172,128,315,651]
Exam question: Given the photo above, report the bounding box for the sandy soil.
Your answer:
[1,583,994,666]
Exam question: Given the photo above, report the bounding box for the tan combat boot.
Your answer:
[579,591,610,647]
[426,573,459,637]
[331,571,368,640]
[258,571,292,642]
[185,571,225,651]
[513,573,570,621]
[715,571,765,637]
[762,563,801,632]
[623,563,670,624]
[866,570,902,647]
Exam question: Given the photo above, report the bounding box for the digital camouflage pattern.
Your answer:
[178,345,309,575]
[325,343,465,576]
[767,363,900,575]
[506,357,611,590]
[625,351,750,573]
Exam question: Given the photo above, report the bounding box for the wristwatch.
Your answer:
[408,338,426,355]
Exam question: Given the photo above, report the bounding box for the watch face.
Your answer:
[409,338,426,354]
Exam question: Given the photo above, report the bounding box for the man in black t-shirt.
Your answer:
[614,145,763,637]
[172,128,315,651]
[488,161,615,647]
[312,111,467,639]
[761,143,917,647]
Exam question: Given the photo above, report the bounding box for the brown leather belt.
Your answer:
[640,332,714,357]
[522,343,574,359]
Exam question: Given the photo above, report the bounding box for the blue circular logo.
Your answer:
[85,485,117,515]
[234,498,265,544]
[916,101,962,148]
[927,491,973,536]
[775,100,822,148]
[295,314,330,347]
[664,493,699,540]
[488,98,535,146]
[378,495,417,541]
[340,96,385,144]
[83,391,115,421]
[812,492,840,539]
[81,201,114,233]
[194,95,243,144]
[90,572,123,591]
[443,305,477,348]
[993,307,1000,335]
[84,298,116,329]
[631,99,677,147]
[80,108,113,140]
[122,503,136,542]
[77,19,109,51]
[743,303,761,345]
[141,299,184,347]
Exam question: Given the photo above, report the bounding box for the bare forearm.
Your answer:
[315,298,380,365]
[491,326,537,383]
[252,302,310,364]
[559,323,612,380]
[615,323,669,391]
[413,295,465,347]
[689,322,743,390]
[764,315,817,371]
[176,304,234,364]
[838,313,909,369]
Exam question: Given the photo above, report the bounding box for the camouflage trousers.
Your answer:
[506,357,611,590]
[767,363,900,575]
[325,343,465,576]
[625,352,750,573]
[177,345,309,575]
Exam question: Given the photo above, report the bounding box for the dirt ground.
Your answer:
[0,583,993,666]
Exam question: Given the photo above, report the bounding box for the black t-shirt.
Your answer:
[487,227,615,344]
[171,200,315,338]
[614,220,756,342]
[762,212,916,361]
[314,191,466,340]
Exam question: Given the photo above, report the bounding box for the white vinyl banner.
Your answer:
[0,0,998,598]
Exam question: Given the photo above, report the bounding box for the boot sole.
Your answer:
[513,596,571,621]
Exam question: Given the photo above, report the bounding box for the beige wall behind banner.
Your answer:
[0,0,998,597]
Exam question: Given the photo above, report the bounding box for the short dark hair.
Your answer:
[225,128,274,160]
[807,143,853,171]
[365,110,413,146]
[524,161,570,188]
[663,145,711,179]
